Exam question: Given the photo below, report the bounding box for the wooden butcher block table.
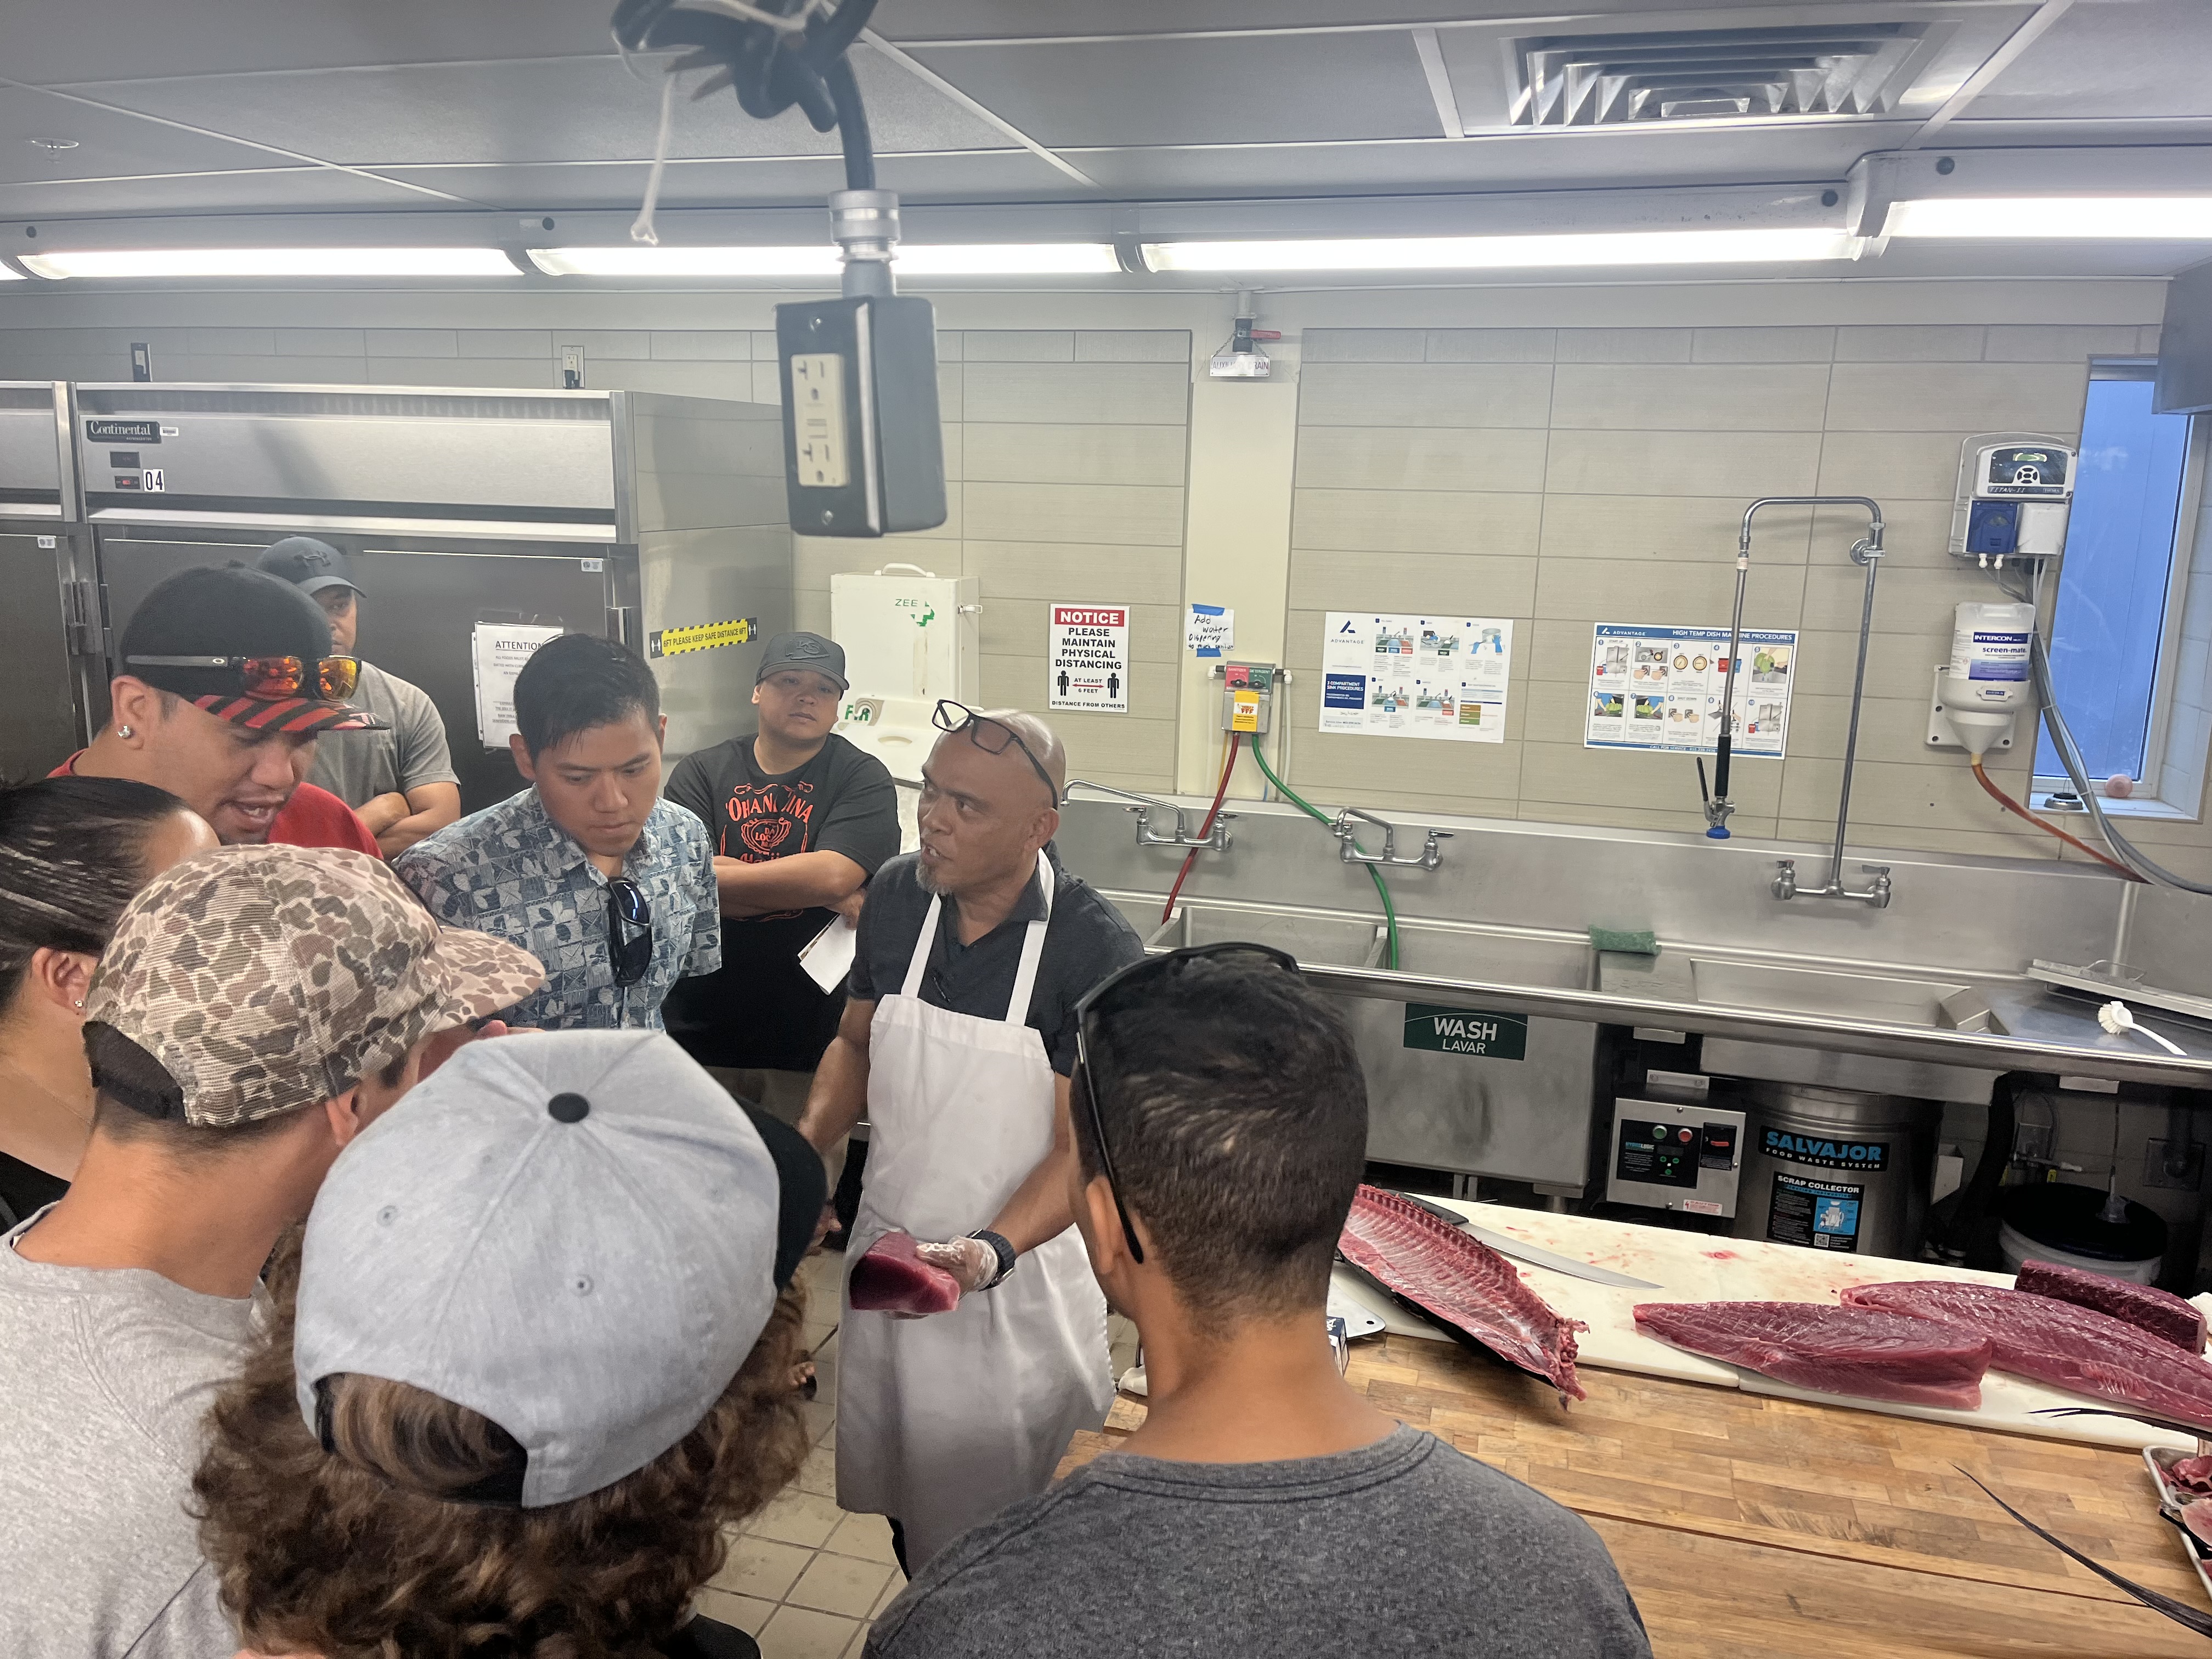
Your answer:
[1062,1195,2212,1656]
[1064,1343,2203,1657]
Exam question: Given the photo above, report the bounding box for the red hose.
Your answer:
[1163,731,1242,923]
[1970,756,2142,880]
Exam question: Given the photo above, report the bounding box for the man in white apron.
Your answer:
[797,702,1144,1570]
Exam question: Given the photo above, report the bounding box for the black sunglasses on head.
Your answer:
[933,699,1059,804]
[607,877,653,988]
[1073,942,1304,1266]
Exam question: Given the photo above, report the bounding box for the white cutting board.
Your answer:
[1334,1198,2196,1454]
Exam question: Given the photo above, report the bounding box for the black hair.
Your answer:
[1070,953,1369,1332]
[511,633,661,758]
[0,776,194,1011]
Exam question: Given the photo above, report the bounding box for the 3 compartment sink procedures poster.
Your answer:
[1320,613,1514,742]
[1585,623,1799,758]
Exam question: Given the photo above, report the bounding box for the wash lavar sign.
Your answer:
[1048,604,1130,714]
[1404,1005,1527,1060]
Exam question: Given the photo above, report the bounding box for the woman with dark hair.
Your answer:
[194,1030,826,1659]
[0,776,216,1224]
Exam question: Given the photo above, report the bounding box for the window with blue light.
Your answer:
[2035,366,2193,786]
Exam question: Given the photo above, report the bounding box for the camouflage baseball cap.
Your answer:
[83,845,544,1129]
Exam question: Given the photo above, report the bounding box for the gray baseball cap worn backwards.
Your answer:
[292,1030,811,1508]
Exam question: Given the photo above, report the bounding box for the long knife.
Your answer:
[1395,1193,1662,1290]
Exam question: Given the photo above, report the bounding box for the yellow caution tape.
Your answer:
[648,617,759,659]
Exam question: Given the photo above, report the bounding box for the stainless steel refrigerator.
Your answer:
[62,382,792,812]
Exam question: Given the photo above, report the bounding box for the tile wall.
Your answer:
[1279,321,2196,870]
[788,328,1191,795]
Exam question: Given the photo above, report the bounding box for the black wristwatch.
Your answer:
[967,1229,1017,1291]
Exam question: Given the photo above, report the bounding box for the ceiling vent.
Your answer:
[1510,22,1936,127]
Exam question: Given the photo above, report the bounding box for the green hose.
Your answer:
[1248,733,1400,970]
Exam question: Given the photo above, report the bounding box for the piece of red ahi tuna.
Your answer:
[2015,1258,2205,1354]
[850,1231,963,1316]
[1633,1301,1993,1409]
[1337,1186,1586,1401]
[1843,1279,2212,1433]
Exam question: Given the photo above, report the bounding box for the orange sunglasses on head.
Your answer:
[126,653,362,701]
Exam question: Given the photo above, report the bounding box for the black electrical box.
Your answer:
[776,294,946,537]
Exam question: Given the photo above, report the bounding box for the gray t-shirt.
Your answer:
[311,659,458,810]
[0,1214,253,1658]
[866,1425,1650,1658]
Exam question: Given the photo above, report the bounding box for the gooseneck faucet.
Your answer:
[1709,495,1891,907]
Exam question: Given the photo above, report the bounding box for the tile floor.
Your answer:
[699,1249,1138,1658]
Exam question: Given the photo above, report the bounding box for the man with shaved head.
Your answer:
[799,701,1142,1573]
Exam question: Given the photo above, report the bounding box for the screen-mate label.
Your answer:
[86,419,161,444]
[1403,1006,1527,1060]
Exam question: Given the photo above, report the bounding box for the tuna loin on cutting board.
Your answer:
[1337,1187,1587,1401]
[849,1231,963,1316]
[1632,1302,1994,1409]
[2015,1258,2206,1353]
[1843,1280,2212,1433]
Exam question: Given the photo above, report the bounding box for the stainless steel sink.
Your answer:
[1393,924,1596,990]
[1148,902,1390,968]
[1689,958,2007,1034]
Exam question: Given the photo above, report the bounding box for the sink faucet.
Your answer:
[1333,806,1451,871]
[1711,495,1894,909]
[1064,779,1232,851]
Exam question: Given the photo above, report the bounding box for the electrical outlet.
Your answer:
[2143,1138,2205,1190]
[558,345,585,390]
[789,353,850,488]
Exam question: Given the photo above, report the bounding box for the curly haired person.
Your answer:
[193,1029,828,1659]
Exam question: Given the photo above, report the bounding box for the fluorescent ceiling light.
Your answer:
[527,242,1121,277]
[0,264,22,281]
[19,247,518,279]
[1886,196,2212,239]
[1141,227,1858,272]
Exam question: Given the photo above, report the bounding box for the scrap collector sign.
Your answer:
[1048,603,1131,713]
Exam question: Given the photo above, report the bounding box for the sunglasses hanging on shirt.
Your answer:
[607,878,653,988]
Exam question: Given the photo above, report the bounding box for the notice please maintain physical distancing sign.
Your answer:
[1048,603,1130,714]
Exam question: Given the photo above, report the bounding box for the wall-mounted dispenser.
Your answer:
[1929,600,2036,755]
[1948,433,2076,567]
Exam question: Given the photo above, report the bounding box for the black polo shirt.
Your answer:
[848,844,1144,1076]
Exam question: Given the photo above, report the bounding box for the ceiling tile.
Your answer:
[871,0,1784,42]
[58,44,1012,168]
[0,166,444,218]
[0,84,301,183]
[4,0,615,84]
[906,32,1439,146]
[1961,0,2212,120]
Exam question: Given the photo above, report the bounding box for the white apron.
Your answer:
[836,852,1113,1568]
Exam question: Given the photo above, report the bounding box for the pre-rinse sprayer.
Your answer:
[1708,495,1892,906]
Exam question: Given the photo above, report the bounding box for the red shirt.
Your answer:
[52,755,381,855]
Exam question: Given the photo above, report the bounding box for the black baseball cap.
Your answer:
[117,565,386,735]
[755,631,848,693]
[256,536,363,599]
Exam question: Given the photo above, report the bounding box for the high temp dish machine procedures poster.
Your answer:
[1320,613,1514,741]
[1584,623,1798,757]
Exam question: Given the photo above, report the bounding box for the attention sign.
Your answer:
[1403,1005,1528,1061]
[1048,603,1130,713]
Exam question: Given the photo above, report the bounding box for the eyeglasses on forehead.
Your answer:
[931,699,1059,803]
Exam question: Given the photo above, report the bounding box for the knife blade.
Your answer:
[1390,1192,1661,1290]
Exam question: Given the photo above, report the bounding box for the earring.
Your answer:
[73,1000,84,1010]
[117,724,134,739]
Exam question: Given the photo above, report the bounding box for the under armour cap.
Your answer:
[755,631,848,692]
[256,535,364,599]
[84,845,544,1127]
[293,1031,794,1509]
[117,563,386,736]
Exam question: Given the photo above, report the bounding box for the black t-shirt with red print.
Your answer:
[663,732,900,1071]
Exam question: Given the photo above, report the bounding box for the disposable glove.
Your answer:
[914,1235,998,1295]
